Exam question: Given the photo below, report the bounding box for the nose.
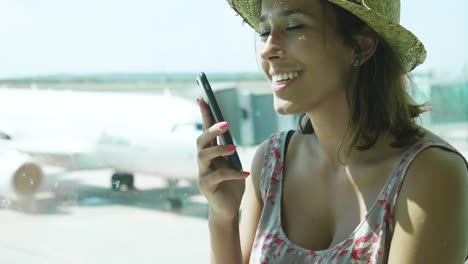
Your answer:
[259,31,286,62]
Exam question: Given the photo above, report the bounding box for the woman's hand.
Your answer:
[196,98,250,221]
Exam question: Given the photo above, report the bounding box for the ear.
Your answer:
[352,27,379,66]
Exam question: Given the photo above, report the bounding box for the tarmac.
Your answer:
[0,170,212,264]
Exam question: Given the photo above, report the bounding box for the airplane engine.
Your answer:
[0,152,45,197]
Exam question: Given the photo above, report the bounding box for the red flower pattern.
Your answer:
[251,134,446,263]
[272,147,281,159]
[377,193,387,205]
[270,175,279,184]
[266,194,276,205]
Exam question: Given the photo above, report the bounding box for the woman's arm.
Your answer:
[389,147,468,263]
[209,141,267,264]
[209,210,243,264]
[239,141,267,263]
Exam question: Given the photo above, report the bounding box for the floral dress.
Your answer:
[249,131,467,264]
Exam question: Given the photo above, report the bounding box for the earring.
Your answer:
[353,57,361,67]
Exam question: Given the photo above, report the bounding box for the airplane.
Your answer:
[0,87,206,208]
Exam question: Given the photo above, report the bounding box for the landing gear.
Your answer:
[111,172,135,192]
[167,197,183,210]
[166,179,183,210]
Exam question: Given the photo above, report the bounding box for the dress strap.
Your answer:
[259,131,292,203]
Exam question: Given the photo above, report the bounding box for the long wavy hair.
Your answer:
[297,0,428,156]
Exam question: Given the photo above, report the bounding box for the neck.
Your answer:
[306,91,351,165]
[304,92,393,169]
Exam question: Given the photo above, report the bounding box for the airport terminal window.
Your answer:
[0,1,466,263]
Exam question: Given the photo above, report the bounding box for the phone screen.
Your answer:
[196,72,243,171]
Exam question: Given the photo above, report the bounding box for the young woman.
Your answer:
[196,0,468,263]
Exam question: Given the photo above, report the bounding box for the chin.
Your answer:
[273,98,301,115]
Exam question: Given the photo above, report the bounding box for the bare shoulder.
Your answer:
[249,138,270,199]
[402,125,467,209]
[404,144,467,198]
[389,127,468,263]
[408,126,467,189]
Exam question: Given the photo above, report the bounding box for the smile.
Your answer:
[271,71,301,82]
[271,71,303,93]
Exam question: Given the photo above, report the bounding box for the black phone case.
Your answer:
[197,72,243,171]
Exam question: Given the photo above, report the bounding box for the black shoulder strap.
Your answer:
[284,130,295,158]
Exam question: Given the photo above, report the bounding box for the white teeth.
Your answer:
[272,72,299,82]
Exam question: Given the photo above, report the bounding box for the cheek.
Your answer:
[260,59,269,74]
[322,36,353,72]
[294,39,350,82]
[289,37,333,74]
[256,41,268,65]
[289,35,317,57]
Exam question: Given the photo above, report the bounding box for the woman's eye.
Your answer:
[257,24,304,39]
[258,31,270,38]
[287,24,304,31]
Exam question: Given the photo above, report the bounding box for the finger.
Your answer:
[196,98,218,146]
[197,98,215,132]
[199,168,250,188]
[196,121,229,150]
[197,145,237,168]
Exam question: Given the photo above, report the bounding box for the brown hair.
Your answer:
[297,0,428,156]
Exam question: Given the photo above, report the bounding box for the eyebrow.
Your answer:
[257,9,305,24]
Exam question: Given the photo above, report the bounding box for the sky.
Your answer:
[0,0,466,79]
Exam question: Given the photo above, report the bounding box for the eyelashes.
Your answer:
[258,24,305,39]
[258,31,270,38]
[286,24,305,31]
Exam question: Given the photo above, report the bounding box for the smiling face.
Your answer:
[257,0,356,115]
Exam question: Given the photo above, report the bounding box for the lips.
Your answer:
[270,71,303,93]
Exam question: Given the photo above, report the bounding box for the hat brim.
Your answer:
[228,0,427,73]
[328,0,427,73]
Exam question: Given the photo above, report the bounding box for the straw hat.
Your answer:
[227,0,427,73]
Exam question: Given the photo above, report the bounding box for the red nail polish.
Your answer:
[226,145,236,151]
[242,172,250,177]
[218,122,228,130]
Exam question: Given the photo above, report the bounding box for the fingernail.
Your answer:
[226,145,236,151]
[218,122,228,131]
[196,98,200,105]
[242,172,250,177]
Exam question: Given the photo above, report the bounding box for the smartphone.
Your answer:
[196,72,243,171]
